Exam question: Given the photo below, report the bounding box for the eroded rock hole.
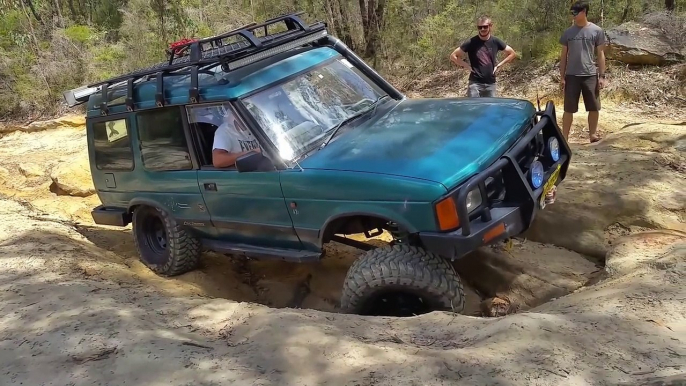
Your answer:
[356,290,434,317]
[74,222,602,319]
[49,181,68,196]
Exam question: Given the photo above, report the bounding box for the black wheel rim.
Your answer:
[143,215,167,261]
[359,290,434,317]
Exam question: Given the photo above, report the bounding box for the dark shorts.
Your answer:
[564,75,601,113]
[467,81,497,97]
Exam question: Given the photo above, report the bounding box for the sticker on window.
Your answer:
[105,120,127,143]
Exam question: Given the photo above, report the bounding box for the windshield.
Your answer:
[242,57,386,161]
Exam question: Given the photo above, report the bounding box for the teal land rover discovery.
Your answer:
[63,13,571,317]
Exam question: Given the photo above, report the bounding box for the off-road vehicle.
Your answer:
[64,13,571,317]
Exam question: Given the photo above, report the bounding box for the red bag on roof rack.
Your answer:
[167,38,198,57]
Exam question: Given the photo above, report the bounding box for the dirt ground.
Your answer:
[0,99,684,385]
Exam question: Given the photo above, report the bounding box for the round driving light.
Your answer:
[548,137,560,162]
[530,160,544,189]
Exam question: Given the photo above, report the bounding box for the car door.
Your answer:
[186,101,302,250]
[131,106,211,234]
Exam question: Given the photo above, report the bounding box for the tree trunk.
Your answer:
[23,0,42,23]
[620,0,630,23]
[332,0,354,49]
[359,0,369,41]
[53,0,65,27]
[75,0,87,21]
[67,0,78,21]
[323,0,337,39]
[359,0,386,58]
[665,0,675,11]
[19,0,52,99]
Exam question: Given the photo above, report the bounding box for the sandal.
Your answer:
[544,186,557,205]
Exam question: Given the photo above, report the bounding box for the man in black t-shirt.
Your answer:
[449,16,517,97]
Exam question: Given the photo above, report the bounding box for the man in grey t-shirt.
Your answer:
[559,1,608,143]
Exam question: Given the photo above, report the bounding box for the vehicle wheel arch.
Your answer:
[127,198,166,216]
[319,211,418,245]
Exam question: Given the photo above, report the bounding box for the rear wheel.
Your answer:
[132,206,201,276]
[340,245,465,316]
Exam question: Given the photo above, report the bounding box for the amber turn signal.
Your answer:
[483,222,506,243]
[435,196,460,231]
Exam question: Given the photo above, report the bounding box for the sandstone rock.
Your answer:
[19,163,46,178]
[479,296,520,317]
[0,166,9,185]
[50,156,95,197]
[604,230,685,278]
[453,241,599,312]
[525,123,686,258]
[606,21,685,65]
[0,115,85,134]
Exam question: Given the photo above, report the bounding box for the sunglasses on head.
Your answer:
[570,9,581,15]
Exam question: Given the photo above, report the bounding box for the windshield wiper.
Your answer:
[318,95,389,150]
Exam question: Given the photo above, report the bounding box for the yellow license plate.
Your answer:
[542,164,561,196]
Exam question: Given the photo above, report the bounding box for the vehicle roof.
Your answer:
[86,46,340,118]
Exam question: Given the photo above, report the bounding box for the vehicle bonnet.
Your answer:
[299,97,536,189]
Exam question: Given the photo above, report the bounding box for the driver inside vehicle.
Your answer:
[212,113,262,168]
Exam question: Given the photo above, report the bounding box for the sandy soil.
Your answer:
[0,198,683,385]
[0,101,684,385]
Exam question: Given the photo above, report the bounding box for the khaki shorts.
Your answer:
[564,75,600,113]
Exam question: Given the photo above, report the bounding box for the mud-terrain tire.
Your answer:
[132,205,201,276]
[340,245,465,316]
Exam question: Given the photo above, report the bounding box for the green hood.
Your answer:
[300,97,536,189]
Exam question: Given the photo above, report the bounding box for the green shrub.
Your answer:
[64,25,93,44]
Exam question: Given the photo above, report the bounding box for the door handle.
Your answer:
[204,182,217,191]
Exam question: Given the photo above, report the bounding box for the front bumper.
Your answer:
[420,101,572,260]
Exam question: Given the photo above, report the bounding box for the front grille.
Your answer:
[485,171,506,204]
[515,130,545,174]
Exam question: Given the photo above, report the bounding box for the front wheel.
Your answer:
[340,245,465,316]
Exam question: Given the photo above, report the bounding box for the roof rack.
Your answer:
[63,12,329,114]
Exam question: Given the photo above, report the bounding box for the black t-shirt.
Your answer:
[460,36,507,84]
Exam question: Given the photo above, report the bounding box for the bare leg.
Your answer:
[588,111,600,142]
[562,112,573,141]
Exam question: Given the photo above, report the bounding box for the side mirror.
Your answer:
[236,151,275,173]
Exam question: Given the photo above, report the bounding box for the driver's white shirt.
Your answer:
[212,122,260,153]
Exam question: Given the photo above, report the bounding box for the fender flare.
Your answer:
[127,198,167,214]
[318,211,418,246]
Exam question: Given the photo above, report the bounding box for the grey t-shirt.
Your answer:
[559,22,606,76]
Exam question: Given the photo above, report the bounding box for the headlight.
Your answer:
[465,188,482,213]
[530,160,544,189]
[548,137,560,162]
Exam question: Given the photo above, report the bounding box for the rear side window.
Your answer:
[92,118,134,170]
[136,107,193,171]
